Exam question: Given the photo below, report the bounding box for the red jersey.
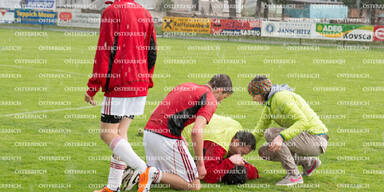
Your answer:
[86,0,157,98]
[203,140,259,183]
[145,83,217,139]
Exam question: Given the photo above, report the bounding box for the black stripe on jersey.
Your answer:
[167,93,207,137]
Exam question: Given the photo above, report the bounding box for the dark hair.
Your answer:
[208,74,233,94]
[233,131,256,151]
[250,75,270,101]
[222,165,247,185]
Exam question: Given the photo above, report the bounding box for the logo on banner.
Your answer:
[317,25,342,33]
[1,9,7,16]
[59,12,72,21]
[266,23,274,33]
[163,18,173,30]
[374,26,384,41]
[316,24,373,41]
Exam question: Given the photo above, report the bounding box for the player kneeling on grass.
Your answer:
[137,74,233,191]
[182,114,260,184]
[248,76,329,186]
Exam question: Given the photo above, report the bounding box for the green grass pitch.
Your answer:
[0,28,384,191]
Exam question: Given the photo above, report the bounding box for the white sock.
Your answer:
[106,155,127,191]
[153,168,163,184]
[110,137,147,173]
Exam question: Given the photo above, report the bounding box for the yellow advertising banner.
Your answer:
[162,16,211,34]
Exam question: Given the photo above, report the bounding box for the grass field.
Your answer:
[0,27,384,192]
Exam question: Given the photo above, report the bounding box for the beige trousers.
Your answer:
[258,128,328,176]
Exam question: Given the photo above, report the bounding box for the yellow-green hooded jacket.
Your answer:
[252,85,327,143]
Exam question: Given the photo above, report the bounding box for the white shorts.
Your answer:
[143,130,198,183]
[101,96,146,116]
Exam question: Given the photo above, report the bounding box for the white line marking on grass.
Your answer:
[0,64,87,76]
[0,105,100,117]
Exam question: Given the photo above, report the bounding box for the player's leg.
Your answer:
[159,139,201,190]
[141,131,201,191]
[260,128,303,186]
[100,99,147,172]
[287,132,328,176]
[93,116,122,192]
[118,116,133,140]
[160,174,201,190]
[97,117,146,191]
[105,116,136,191]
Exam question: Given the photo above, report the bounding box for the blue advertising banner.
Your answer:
[14,9,57,25]
[25,0,56,10]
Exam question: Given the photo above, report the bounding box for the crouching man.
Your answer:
[183,114,260,185]
[248,75,328,186]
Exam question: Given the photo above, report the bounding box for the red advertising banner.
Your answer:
[373,25,384,41]
[210,18,261,36]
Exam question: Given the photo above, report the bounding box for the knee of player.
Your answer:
[99,132,109,142]
[258,146,265,156]
[264,129,272,141]
[192,183,201,190]
[258,146,269,159]
[188,180,201,190]
[264,128,276,142]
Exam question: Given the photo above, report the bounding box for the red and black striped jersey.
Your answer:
[145,83,217,139]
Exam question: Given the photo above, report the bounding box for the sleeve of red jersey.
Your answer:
[147,20,157,89]
[244,162,260,180]
[87,7,119,97]
[196,93,217,124]
[203,142,235,183]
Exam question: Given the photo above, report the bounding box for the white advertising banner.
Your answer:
[25,0,56,10]
[57,11,101,28]
[0,0,21,9]
[261,21,314,39]
[0,9,15,24]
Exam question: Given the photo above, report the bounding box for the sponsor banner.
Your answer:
[373,25,384,41]
[211,18,261,36]
[25,0,56,10]
[261,21,314,39]
[314,23,373,42]
[0,0,21,9]
[14,9,57,25]
[57,12,101,28]
[162,16,211,34]
[0,9,15,24]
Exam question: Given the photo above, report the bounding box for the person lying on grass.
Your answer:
[183,114,260,184]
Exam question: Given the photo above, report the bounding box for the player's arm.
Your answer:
[252,106,272,144]
[244,162,260,180]
[278,100,309,141]
[191,115,207,179]
[193,93,217,179]
[203,143,235,183]
[270,96,309,152]
[85,7,118,104]
[147,19,157,88]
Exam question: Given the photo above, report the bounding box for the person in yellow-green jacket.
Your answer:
[182,114,260,184]
[248,75,329,186]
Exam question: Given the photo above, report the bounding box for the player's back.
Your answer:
[94,0,156,96]
[105,0,153,57]
[145,83,217,139]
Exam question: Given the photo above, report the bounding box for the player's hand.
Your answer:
[269,135,284,152]
[84,93,96,105]
[229,154,245,166]
[196,162,206,179]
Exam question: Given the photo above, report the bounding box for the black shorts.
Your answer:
[101,113,135,124]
